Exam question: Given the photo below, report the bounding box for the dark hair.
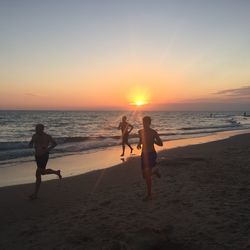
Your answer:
[36,124,44,130]
[143,116,151,125]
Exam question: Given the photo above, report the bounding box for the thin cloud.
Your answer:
[183,96,250,103]
[215,85,250,96]
[24,93,46,98]
[148,85,250,111]
[169,86,250,104]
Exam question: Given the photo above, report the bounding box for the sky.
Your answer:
[0,0,250,110]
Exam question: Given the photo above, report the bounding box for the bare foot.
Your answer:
[130,147,133,154]
[57,170,62,180]
[120,153,124,157]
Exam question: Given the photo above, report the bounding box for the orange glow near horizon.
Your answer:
[1,59,243,110]
[127,86,151,107]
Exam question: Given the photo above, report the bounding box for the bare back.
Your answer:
[138,128,162,153]
[31,133,53,156]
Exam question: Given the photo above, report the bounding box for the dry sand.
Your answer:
[0,134,250,250]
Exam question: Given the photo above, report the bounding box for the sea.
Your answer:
[0,110,250,166]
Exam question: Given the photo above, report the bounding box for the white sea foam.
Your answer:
[0,110,250,166]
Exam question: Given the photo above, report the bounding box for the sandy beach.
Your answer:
[0,133,250,250]
[2,0,250,249]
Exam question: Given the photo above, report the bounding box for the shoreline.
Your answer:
[0,132,249,249]
[1,128,250,188]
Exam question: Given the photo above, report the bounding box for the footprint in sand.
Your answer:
[100,200,112,206]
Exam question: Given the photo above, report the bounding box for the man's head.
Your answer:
[36,124,44,134]
[122,116,127,122]
[142,116,151,128]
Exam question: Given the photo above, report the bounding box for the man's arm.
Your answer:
[154,131,163,146]
[29,136,34,148]
[118,122,121,130]
[48,136,57,152]
[128,123,133,133]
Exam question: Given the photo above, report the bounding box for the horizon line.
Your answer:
[0,109,249,112]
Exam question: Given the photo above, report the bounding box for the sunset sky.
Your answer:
[1,0,250,110]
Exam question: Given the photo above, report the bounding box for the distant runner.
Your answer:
[118,116,133,157]
[137,116,163,201]
[29,124,61,200]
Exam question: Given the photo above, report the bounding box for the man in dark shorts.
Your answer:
[137,116,163,200]
[29,124,62,200]
[118,116,134,156]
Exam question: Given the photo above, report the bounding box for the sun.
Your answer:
[127,86,150,108]
[130,95,148,107]
[135,100,146,106]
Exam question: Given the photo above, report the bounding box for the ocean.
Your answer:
[0,110,249,166]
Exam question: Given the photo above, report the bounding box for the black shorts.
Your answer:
[122,133,129,144]
[35,153,49,169]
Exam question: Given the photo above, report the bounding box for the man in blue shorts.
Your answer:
[137,116,163,200]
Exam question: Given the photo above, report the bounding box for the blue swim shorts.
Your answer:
[141,151,157,170]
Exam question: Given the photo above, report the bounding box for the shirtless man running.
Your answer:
[137,116,163,200]
[29,124,61,199]
[118,116,134,157]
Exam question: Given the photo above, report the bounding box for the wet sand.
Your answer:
[0,133,250,249]
[0,129,249,188]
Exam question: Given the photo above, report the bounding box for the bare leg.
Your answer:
[120,144,125,156]
[127,143,133,154]
[42,169,62,179]
[30,168,42,199]
[143,169,152,201]
[30,168,62,200]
